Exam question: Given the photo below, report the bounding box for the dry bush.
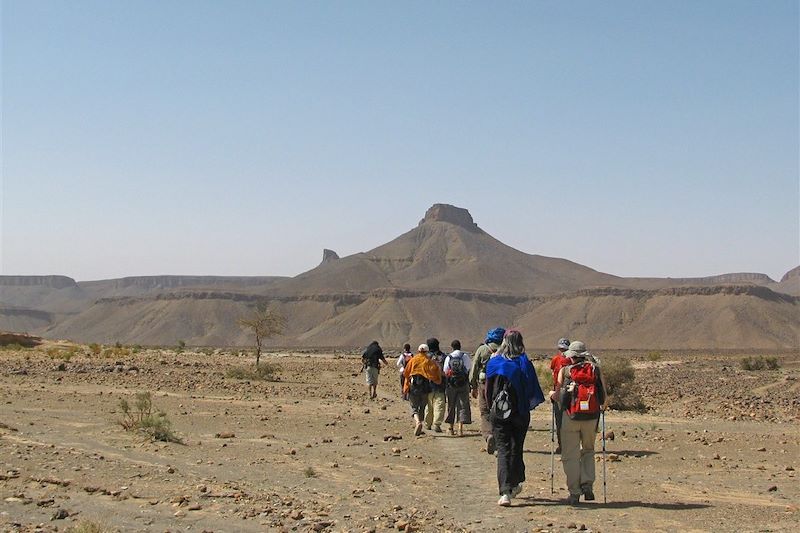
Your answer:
[600,355,645,411]
[119,392,181,443]
[740,356,780,371]
[534,362,554,393]
[88,343,102,355]
[66,521,106,533]
[226,362,278,381]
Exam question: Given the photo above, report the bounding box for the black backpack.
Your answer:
[490,380,516,422]
[409,374,431,395]
[447,354,468,388]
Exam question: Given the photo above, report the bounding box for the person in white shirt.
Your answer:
[396,343,414,400]
[443,340,473,436]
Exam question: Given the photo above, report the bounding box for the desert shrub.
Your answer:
[646,351,663,362]
[534,362,554,393]
[46,346,79,361]
[303,466,317,478]
[66,522,106,533]
[0,342,27,351]
[600,355,645,411]
[225,362,278,381]
[740,356,780,371]
[88,343,102,355]
[176,340,186,353]
[118,392,182,443]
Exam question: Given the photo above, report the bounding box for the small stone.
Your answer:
[215,432,235,439]
[768,485,778,492]
[51,509,69,520]
[372,476,382,482]
[757,447,767,452]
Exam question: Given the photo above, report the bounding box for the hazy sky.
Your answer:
[1,1,798,282]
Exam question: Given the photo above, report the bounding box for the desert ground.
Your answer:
[0,345,798,532]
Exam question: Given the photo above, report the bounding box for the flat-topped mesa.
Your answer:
[418,204,480,232]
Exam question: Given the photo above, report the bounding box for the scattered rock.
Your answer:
[51,509,69,520]
[215,432,235,439]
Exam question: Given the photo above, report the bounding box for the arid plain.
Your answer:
[1,344,797,532]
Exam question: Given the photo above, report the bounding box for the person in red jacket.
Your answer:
[550,338,571,453]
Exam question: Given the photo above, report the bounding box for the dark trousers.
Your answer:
[444,384,472,424]
[493,415,529,495]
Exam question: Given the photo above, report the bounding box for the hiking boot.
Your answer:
[486,435,496,455]
[510,485,522,498]
[425,425,432,431]
[434,425,443,433]
[497,493,511,506]
[448,425,455,436]
[582,488,595,501]
[566,494,580,505]
[414,423,423,436]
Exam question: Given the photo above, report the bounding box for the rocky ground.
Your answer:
[0,346,798,532]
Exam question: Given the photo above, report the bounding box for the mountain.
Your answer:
[1,204,797,349]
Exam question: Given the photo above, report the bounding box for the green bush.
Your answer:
[600,355,645,411]
[225,362,278,381]
[88,343,102,355]
[119,392,181,443]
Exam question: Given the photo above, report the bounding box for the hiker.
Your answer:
[361,340,387,400]
[403,344,443,436]
[443,339,472,436]
[550,337,571,453]
[396,343,415,400]
[469,327,505,453]
[550,340,608,504]
[424,337,447,433]
[485,330,545,506]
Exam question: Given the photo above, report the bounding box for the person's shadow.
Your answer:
[510,496,710,510]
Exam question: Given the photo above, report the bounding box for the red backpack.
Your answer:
[561,359,603,420]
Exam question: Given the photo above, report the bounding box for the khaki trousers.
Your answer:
[424,391,446,428]
[560,413,598,496]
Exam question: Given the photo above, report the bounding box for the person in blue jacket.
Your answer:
[485,329,545,506]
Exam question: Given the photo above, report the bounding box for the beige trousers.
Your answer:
[424,391,446,428]
[560,413,598,496]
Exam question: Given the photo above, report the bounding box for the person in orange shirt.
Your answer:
[403,344,443,436]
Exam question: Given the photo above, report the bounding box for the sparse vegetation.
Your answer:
[45,346,80,361]
[88,343,102,355]
[0,342,27,351]
[118,392,182,443]
[534,362,554,393]
[740,356,780,371]
[66,521,106,533]
[238,304,286,367]
[226,362,278,381]
[601,355,645,411]
[304,466,317,478]
[646,351,663,361]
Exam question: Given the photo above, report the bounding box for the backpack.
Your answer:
[447,354,468,388]
[490,380,516,422]
[409,374,431,395]
[561,360,603,420]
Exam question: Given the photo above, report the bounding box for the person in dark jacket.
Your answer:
[362,341,387,399]
[485,330,545,506]
[424,337,447,432]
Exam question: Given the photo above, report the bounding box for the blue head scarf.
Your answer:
[485,327,506,345]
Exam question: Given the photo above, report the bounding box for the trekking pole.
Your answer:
[601,410,607,504]
[550,404,555,495]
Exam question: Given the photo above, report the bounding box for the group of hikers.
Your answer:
[361,329,608,507]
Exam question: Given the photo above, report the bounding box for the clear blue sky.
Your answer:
[1,1,798,281]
